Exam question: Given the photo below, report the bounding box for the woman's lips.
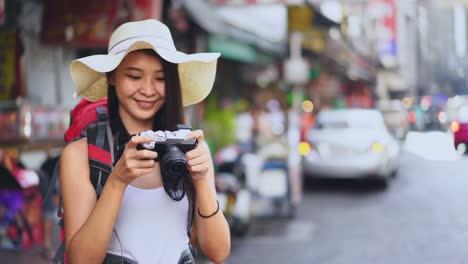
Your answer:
[135,99,156,110]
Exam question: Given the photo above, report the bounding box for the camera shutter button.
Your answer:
[155,131,166,140]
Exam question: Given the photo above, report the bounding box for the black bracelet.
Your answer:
[197,200,220,219]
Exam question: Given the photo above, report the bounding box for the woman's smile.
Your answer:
[134,98,157,110]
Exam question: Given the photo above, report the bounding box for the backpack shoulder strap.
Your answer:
[43,158,60,208]
[86,106,113,197]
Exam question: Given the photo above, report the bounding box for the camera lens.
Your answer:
[161,145,188,177]
[160,144,188,201]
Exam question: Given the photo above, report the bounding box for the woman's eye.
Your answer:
[155,77,165,81]
[127,75,141,80]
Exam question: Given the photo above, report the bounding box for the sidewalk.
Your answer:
[0,248,50,264]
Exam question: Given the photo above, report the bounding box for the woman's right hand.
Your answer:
[110,136,158,186]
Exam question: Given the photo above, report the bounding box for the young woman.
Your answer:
[60,19,230,264]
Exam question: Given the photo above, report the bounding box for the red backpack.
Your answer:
[46,98,194,264]
[44,98,112,263]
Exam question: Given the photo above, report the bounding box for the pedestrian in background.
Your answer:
[38,156,60,260]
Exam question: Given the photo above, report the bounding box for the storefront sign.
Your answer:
[288,6,327,53]
[368,0,397,66]
[212,0,304,5]
[288,5,312,32]
[0,0,5,26]
[41,0,162,48]
[0,30,16,101]
[41,0,119,47]
[302,27,326,53]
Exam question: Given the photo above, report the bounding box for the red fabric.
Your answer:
[87,144,112,166]
[64,99,107,143]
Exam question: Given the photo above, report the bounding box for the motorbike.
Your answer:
[214,144,252,237]
[246,139,295,219]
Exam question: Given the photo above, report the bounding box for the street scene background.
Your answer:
[2,0,468,263]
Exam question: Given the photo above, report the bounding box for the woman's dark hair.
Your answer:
[108,49,194,203]
[107,49,185,132]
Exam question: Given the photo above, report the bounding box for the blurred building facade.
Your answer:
[334,0,419,101]
[310,0,468,101]
[419,0,468,97]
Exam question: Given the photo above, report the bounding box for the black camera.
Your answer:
[138,124,197,199]
[139,124,197,155]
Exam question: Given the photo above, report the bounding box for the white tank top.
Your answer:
[107,185,189,263]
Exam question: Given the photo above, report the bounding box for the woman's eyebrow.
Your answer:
[123,67,143,72]
[124,67,164,73]
[123,67,164,73]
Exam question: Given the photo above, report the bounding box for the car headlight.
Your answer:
[371,142,385,153]
[451,121,460,132]
[298,141,312,156]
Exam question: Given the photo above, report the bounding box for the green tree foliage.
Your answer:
[202,94,237,154]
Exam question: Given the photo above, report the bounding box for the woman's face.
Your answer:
[110,50,166,123]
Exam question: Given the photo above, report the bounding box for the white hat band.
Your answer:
[108,36,176,55]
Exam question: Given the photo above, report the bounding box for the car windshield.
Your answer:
[316,110,386,130]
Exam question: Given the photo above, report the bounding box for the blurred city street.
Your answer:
[3,131,468,263]
[4,0,468,263]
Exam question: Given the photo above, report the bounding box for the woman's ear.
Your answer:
[107,72,115,86]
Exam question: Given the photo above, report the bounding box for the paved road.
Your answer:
[226,151,468,264]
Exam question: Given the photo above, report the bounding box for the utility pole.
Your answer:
[415,0,421,101]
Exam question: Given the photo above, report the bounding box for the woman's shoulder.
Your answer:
[60,138,91,186]
[61,138,88,161]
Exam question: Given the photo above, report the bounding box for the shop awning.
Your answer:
[207,35,274,64]
[325,36,377,82]
[182,0,286,54]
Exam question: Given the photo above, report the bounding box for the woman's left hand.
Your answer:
[185,130,212,181]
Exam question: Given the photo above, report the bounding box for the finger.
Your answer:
[187,155,209,167]
[127,136,154,149]
[134,150,158,160]
[137,159,155,169]
[185,147,205,160]
[134,168,154,177]
[125,159,154,169]
[185,130,204,142]
[189,163,209,173]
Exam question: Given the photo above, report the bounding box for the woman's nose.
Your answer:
[140,79,156,96]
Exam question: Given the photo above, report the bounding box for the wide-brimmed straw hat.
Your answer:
[70,19,220,106]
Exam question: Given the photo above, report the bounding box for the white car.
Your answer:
[301,109,400,186]
[377,100,409,141]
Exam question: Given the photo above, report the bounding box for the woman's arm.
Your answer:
[193,167,231,263]
[61,139,126,264]
[185,131,231,264]
[61,136,158,264]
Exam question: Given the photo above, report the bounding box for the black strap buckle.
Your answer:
[96,107,107,121]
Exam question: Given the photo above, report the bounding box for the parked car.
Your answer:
[451,105,468,154]
[300,109,400,187]
[377,100,409,141]
[443,95,468,131]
